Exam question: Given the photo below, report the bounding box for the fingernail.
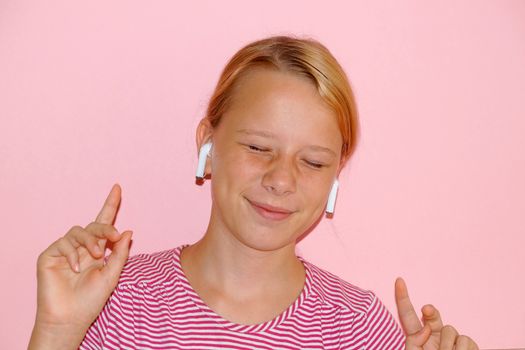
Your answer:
[74,263,80,273]
[94,246,102,255]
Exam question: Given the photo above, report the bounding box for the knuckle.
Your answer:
[102,223,117,233]
[98,223,111,230]
[50,237,62,247]
[36,251,46,265]
[57,237,73,250]
[69,225,83,233]
[77,230,94,242]
[85,222,97,230]
[56,236,68,246]
[66,225,84,237]
[456,335,470,345]
[442,324,457,333]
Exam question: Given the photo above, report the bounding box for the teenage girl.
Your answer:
[29,35,479,349]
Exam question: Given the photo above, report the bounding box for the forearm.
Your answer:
[28,323,86,350]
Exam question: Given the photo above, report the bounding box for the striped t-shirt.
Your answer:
[80,245,406,349]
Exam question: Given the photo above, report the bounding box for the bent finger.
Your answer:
[54,237,80,273]
[67,227,105,258]
[421,304,444,332]
[439,325,458,350]
[101,231,133,288]
[84,222,121,241]
[455,335,478,350]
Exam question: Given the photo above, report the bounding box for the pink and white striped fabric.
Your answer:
[80,245,405,349]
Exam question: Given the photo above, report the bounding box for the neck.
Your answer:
[180,217,305,300]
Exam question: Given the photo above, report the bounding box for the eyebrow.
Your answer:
[236,129,276,139]
[236,129,337,156]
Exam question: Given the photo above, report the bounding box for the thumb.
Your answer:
[102,230,133,285]
[405,324,431,350]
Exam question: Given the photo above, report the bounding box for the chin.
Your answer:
[233,226,298,253]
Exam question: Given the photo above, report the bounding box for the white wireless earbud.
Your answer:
[325,179,339,215]
[196,142,212,179]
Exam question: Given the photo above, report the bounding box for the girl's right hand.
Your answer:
[28,184,133,350]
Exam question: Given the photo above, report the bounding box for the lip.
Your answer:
[246,199,294,221]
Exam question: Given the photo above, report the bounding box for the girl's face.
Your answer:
[198,67,344,252]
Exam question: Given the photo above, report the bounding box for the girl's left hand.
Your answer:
[395,277,479,350]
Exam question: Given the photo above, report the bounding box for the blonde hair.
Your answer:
[205,35,360,162]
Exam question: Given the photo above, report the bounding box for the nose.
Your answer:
[261,155,297,196]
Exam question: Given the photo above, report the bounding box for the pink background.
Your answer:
[1,1,524,348]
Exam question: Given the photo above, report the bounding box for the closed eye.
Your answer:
[304,160,324,169]
[247,144,268,152]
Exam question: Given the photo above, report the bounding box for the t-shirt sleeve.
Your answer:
[363,292,406,349]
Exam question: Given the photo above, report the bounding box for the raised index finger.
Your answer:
[395,277,423,335]
[95,183,122,225]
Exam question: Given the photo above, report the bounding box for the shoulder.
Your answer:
[117,246,180,286]
[302,258,378,315]
[301,258,406,348]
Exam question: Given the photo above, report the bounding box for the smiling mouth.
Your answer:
[246,198,294,221]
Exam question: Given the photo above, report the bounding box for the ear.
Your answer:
[196,118,214,176]
[336,155,348,178]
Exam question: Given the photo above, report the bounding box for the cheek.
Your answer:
[301,181,330,210]
[297,171,334,210]
[213,151,265,187]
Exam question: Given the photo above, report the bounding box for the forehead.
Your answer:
[221,67,342,148]
[229,67,331,114]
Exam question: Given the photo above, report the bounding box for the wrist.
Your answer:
[28,321,86,350]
